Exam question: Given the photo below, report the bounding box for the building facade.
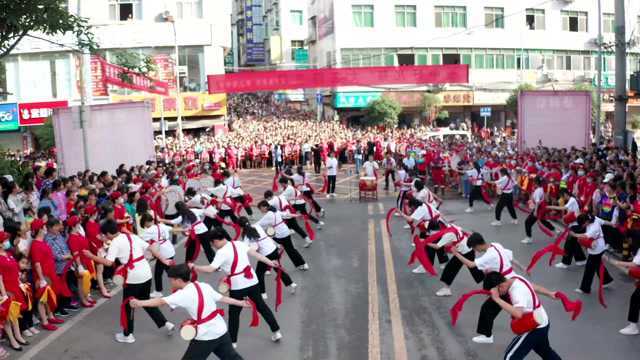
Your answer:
[308,0,640,127]
[0,0,231,150]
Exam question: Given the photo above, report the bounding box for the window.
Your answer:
[443,54,460,65]
[505,54,516,69]
[603,13,614,34]
[417,54,428,65]
[108,0,141,21]
[583,56,592,71]
[177,1,202,20]
[526,9,545,30]
[290,10,303,26]
[430,53,441,65]
[291,40,305,61]
[435,6,466,28]
[352,5,374,28]
[485,7,504,29]
[562,11,587,32]
[474,54,484,69]
[397,54,415,66]
[395,5,416,28]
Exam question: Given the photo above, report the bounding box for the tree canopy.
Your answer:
[365,97,402,128]
[0,0,97,59]
[505,83,536,115]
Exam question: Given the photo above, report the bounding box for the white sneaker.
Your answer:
[326,194,331,199]
[435,287,452,297]
[115,332,136,344]
[575,260,586,266]
[521,237,532,244]
[265,270,272,276]
[150,291,163,298]
[271,331,283,342]
[261,293,268,300]
[304,237,313,248]
[511,219,518,225]
[289,283,297,294]
[619,323,640,335]
[574,288,585,294]
[165,322,175,336]
[320,209,325,218]
[317,221,325,229]
[465,207,474,213]
[439,263,447,269]
[554,262,569,269]
[403,224,411,229]
[472,335,494,344]
[602,282,614,289]
[490,220,502,226]
[394,213,402,217]
[232,343,238,349]
[486,204,494,210]
[22,329,34,337]
[412,265,426,274]
[298,263,309,271]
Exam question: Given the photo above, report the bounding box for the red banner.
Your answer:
[91,56,169,96]
[91,56,108,97]
[207,64,468,94]
[19,100,69,126]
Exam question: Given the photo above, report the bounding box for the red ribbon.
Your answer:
[450,289,491,326]
[480,184,493,205]
[303,215,315,241]
[598,260,607,308]
[247,298,260,327]
[514,201,532,214]
[407,235,437,276]
[185,227,201,263]
[215,216,242,241]
[526,243,565,274]
[548,228,570,266]
[554,291,583,321]
[320,174,328,193]
[537,222,555,237]
[275,266,283,312]
[272,172,280,192]
[385,208,396,237]
[120,296,135,332]
[243,193,254,208]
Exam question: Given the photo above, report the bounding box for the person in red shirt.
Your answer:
[67,216,96,307]
[84,205,111,299]
[29,219,67,331]
[0,231,30,352]
[112,192,132,233]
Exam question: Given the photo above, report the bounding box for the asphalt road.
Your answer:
[15,167,640,360]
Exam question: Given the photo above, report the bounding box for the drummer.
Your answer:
[130,263,248,359]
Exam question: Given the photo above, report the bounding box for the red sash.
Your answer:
[183,282,224,329]
[510,276,541,335]
[185,221,204,263]
[223,242,259,327]
[115,233,145,286]
[491,244,513,276]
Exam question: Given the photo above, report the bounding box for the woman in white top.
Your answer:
[5,182,25,224]
[522,176,556,244]
[140,213,176,298]
[238,217,296,299]
[490,168,518,226]
[256,200,309,271]
[460,161,485,213]
[571,213,614,294]
[161,202,213,264]
[547,189,587,268]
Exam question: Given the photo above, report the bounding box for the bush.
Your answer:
[30,118,55,150]
[505,83,536,115]
[365,97,402,128]
[0,153,32,184]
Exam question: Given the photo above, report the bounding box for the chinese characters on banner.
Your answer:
[109,92,227,118]
[90,56,169,96]
[439,91,474,106]
[18,101,69,126]
[150,54,177,91]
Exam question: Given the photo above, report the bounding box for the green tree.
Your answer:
[0,0,97,59]
[365,97,402,128]
[112,50,157,83]
[574,82,604,127]
[31,118,55,150]
[422,93,441,124]
[505,83,536,115]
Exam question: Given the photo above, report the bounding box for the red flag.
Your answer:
[450,289,491,326]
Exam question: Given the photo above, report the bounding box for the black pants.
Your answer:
[602,224,624,252]
[561,225,586,265]
[203,217,232,241]
[440,250,484,286]
[503,324,561,360]
[219,209,239,224]
[228,284,279,343]
[122,279,167,336]
[525,213,555,237]
[328,175,336,194]
[231,196,253,216]
[165,213,180,244]
[495,193,517,221]
[426,246,449,265]
[154,256,173,292]
[469,185,482,208]
[275,160,283,173]
[477,295,509,337]
[384,170,395,190]
[628,287,640,323]
[19,307,35,331]
[284,218,308,239]
[397,190,408,210]
[302,191,322,213]
[182,332,243,360]
[273,235,306,268]
[293,203,319,224]
[313,158,321,174]
[185,233,216,264]
[579,252,613,293]
[256,249,293,294]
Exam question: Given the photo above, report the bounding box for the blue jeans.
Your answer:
[355,158,363,174]
[461,175,470,197]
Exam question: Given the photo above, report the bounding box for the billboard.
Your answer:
[19,100,69,126]
[0,103,19,132]
[110,92,227,118]
[90,56,170,96]
[517,91,591,150]
[244,0,265,65]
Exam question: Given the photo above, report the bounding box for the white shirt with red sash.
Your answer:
[210,241,258,290]
[475,243,516,279]
[509,276,549,328]
[105,233,152,284]
[164,281,227,340]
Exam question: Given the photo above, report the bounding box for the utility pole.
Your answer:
[77,0,91,170]
[614,0,628,148]
[596,0,602,144]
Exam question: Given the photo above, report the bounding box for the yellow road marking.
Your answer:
[368,220,381,360]
[379,220,408,360]
[378,203,384,214]
[368,203,374,215]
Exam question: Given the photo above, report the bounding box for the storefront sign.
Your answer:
[91,56,169,96]
[18,100,69,126]
[110,92,227,118]
[245,0,266,65]
[383,92,423,108]
[334,92,381,108]
[439,91,474,106]
[0,103,19,132]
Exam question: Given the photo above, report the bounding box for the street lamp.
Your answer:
[163,11,183,149]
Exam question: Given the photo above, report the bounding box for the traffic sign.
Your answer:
[480,107,491,117]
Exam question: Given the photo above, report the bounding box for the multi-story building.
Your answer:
[308,0,640,127]
[0,0,231,150]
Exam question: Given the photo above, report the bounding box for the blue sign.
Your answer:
[333,92,382,109]
[480,107,492,117]
[316,92,323,104]
[245,0,265,65]
[0,103,19,132]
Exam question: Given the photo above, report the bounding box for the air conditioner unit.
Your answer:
[560,0,575,3]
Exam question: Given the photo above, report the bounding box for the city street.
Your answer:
[14,167,639,360]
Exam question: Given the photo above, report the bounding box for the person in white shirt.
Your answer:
[256,201,309,270]
[382,153,396,191]
[522,177,556,244]
[223,170,253,218]
[482,272,562,360]
[325,152,338,198]
[547,189,586,269]
[264,190,313,248]
[605,251,640,335]
[570,214,614,294]
[460,161,486,213]
[130,263,248,360]
[140,213,176,298]
[238,217,297,299]
[361,155,380,179]
[191,228,283,346]
[88,220,175,344]
[161,202,213,263]
[210,179,240,224]
[289,166,325,218]
[453,233,526,344]
[489,168,518,226]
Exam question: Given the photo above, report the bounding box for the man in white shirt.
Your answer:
[382,153,395,191]
[570,214,614,295]
[139,213,176,298]
[547,190,586,269]
[88,220,175,344]
[191,228,283,347]
[131,264,248,360]
[326,152,338,198]
[362,155,380,179]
